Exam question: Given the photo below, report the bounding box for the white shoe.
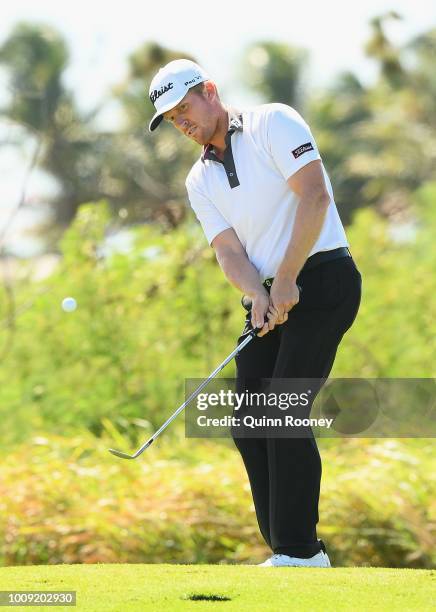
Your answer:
[257,551,331,567]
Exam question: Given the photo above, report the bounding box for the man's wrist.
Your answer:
[275,266,299,284]
[246,286,269,299]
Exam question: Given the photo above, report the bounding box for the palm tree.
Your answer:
[104,42,200,228]
[0,22,105,234]
[241,41,307,110]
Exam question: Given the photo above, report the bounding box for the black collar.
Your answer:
[201,108,243,164]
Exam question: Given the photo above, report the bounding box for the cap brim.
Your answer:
[149,113,164,132]
[148,92,187,132]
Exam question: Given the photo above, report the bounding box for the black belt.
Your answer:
[263,247,351,289]
[241,247,351,311]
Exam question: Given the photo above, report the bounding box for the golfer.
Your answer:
[148,59,361,567]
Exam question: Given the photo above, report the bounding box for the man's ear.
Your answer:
[204,80,217,101]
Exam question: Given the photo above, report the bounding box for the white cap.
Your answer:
[148,59,209,132]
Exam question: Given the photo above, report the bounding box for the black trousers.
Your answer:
[232,256,362,558]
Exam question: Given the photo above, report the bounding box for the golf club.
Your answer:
[108,328,258,459]
[109,285,301,459]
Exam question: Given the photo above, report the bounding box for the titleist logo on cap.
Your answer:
[150,82,174,104]
[292,142,314,159]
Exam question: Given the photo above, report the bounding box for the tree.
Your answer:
[364,12,405,88]
[241,41,307,110]
[0,23,105,232]
[0,28,202,248]
[309,17,436,224]
[103,42,200,228]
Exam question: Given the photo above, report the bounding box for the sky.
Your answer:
[1,0,435,255]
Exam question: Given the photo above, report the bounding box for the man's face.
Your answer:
[162,87,216,145]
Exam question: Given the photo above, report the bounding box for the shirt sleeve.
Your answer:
[186,183,231,245]
[267,104,321,180]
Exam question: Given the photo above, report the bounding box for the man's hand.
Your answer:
[250,290,293,338]
[269,277,300,319]
[250,290,275,337]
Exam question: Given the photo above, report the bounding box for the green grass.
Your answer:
[0,565,434,611]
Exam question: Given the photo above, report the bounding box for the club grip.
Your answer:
[251,321,268,336]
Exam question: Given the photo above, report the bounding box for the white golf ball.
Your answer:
[62,297,77,312]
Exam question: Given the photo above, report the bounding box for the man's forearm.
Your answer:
[276,193,329,281]
[216,250,266,297]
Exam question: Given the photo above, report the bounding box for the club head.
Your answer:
[108,437,154,460]
[108,448,135,459]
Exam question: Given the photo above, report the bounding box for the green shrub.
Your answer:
[0,433,433,568]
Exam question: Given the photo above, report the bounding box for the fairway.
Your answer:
[0,564,433,611]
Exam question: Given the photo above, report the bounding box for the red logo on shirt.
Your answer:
[292,142,314,159]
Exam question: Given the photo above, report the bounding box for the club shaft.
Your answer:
[131,332,255,456]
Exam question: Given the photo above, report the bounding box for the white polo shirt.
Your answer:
[185,103,349,281]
